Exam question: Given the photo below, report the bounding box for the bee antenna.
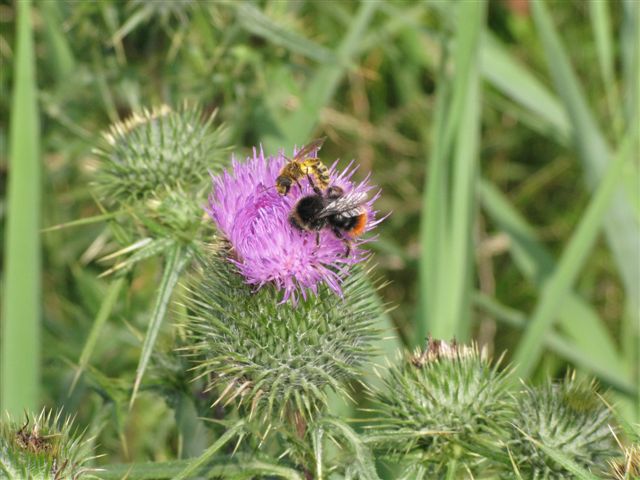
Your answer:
[258,183,277,194]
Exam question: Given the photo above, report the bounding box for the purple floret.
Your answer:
[207,146,381,303]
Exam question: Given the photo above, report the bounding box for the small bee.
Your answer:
[289,185,368,256]
[276,137,330,195]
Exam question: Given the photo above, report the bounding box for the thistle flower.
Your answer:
[507,374,616,479]
[206,146,380,302]
[368,338,511,473]
[0,409,98,479]
[182,251,381,425]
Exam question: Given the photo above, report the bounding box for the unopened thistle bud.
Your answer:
[0,410,97,479]
[368,338,511,473]
[508,373,616,478]
[94,104,228,210]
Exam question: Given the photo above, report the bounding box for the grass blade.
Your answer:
[99,454,304,480]
[70,277,126,392]
[480,32,570,143]
[589,0,618,132]
[473,292,635,397]
[235,3,336,64]
[446,37,482,340]
[1,0,41,416]
[418,0,486,340]
[620,0,639,126]
[479,180,627,377]
[512,131,634,379]
[39,1,75,82]
[531,0,640,337]
[262,0,377,150]
[417,53,450,344]
[174,420,245,480]
[130,243,191,407]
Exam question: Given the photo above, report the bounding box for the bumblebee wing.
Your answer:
[319,191,367,218]
[292,137,327,161]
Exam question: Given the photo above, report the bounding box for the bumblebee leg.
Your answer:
[331,227,351,257]
[315,231,320,247]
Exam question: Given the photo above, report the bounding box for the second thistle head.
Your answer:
[368,338,511,473]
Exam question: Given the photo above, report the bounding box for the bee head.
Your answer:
[326,185,344,200]
[276,175,292,195]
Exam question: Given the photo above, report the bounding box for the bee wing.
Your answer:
[292,137,327,161]
[318,191,367,218]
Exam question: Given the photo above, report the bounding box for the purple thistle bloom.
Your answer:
[207,145,381,303]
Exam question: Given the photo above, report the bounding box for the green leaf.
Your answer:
[70,276,126,392]
[130,243,192,407]
[512,131,634,379]
[1,0,41,416]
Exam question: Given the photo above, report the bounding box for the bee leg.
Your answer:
[315,231,321,247]
[306,173,324,196]
[331,227,351,257]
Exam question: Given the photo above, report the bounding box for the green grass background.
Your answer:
[0,0,638,470]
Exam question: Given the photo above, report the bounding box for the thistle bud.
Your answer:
[94,104,229,211]
[0,410,97,479]
[507,374,616,478]
[368,338,511,473]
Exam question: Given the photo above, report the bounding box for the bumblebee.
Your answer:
[276,137,330,195]
[289,185,368,256]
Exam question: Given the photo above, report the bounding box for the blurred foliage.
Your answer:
[0,0,637,473]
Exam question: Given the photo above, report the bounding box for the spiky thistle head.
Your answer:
[181,248,382,427]
[367,338,511,472]
[507,373,616,479]
[94,104,229,210]
[0,409,98,479]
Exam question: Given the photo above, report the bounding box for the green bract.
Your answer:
[0,410,97,479]
[368,339,511,474]
[508,375,616,479]
[181,248,382,425]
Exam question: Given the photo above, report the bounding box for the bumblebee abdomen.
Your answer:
[329,212,367,237]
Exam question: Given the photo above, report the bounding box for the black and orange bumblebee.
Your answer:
[275,137,330,195]
[289,185,368,256]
